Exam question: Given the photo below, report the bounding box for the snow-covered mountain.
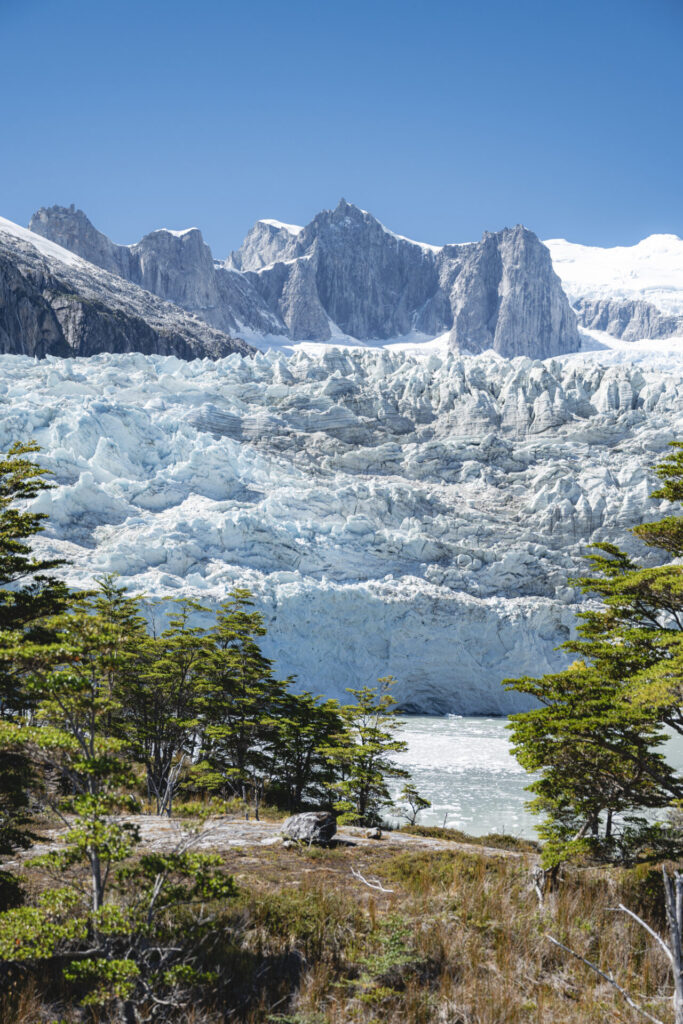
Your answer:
[29,200,580,359]
[546,234,683,341]
[2,201,682,713]
[4,343,681,713]
[0,216,252,360]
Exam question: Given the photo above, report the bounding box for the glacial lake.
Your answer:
[390,715,683,839]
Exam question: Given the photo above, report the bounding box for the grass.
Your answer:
[399,824,540,853]
[1,837,677,1023]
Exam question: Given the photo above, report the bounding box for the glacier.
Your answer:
[3,341,682,714]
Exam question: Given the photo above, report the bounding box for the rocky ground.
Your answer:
[4,815,528,871]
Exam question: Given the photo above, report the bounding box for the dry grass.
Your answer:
[1,838,678,1024]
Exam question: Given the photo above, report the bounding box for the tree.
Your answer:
[322,677,411,827]
[198,589,289,818]
[505,442,683,864]
[0,442,70,871]
[398,782,431,825]
[268,688,345,812]
[118,598,209,815]
[18,582,143,911]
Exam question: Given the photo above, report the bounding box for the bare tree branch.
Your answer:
[545,934,665,1024]
[350,867,394,893]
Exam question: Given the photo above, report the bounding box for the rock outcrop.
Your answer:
[573,297,683,341]
[281,812,337,845]
[238,201,581,357]
[0,217,253,360]
[30,201,581,358]
[29,206,282,337]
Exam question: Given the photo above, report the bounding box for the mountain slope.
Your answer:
[30,201,580,358]
[0,217,254,360]
[546,234,683,340]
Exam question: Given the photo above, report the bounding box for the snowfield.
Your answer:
[5,341,682,713]
[546,234,683,316]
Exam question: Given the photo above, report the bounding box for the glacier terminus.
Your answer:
[0,202,682,713]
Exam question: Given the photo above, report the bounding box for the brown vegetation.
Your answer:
[1,827,678,1024]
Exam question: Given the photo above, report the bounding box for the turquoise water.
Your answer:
[390,715,683,839]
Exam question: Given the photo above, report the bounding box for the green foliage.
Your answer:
[267,688,345,812]
[399,823,538,852]
[0,442,70,861]
[320,677,412,826]
[63,957,141,1006]
[398,782,431,824]
[505,441,683,865]
[198,589,289,816]
[116,595,209,815]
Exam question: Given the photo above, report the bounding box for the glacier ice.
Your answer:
[3,343,683,714]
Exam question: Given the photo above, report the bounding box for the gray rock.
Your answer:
[0,224,254,360]
[29,205,283,338]
[228,219,297,271]
[0,254,69,357]
[573,296,683,341]
[281,811,337,845]
[440,226,581,358]
[243,202,579,356]
[29,200,581,358]
[366,827,383,840]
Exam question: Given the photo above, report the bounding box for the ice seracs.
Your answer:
[2,344,681,714]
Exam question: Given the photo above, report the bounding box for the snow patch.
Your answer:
[258,219,303,235]
[545,234,683,316]
[0,215,84,269]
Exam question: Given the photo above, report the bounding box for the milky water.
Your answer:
[390,716,683,839]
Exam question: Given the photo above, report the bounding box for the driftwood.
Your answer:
[350,867,394,893]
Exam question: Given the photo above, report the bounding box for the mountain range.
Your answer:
[0,200,680,362]
[0,200,681,711]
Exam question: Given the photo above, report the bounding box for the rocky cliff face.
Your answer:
[30,201,581,357]
[0,217,253,360]
[573,297,683,340]
[237,201,580,357]
[29,206,282,338]
[439,226,580,357]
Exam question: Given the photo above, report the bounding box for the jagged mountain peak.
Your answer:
[27,200,582,356]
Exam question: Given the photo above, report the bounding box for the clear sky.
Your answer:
[2,0,681,256]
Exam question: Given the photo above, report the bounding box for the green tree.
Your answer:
[398,782,431,825]
[18,582,143,911]
[0,442,70,871]
[322,677,411,827]
[118,598,209,815]
[199,589,289,818]
[505,442,683,865]
[269,689,345,812]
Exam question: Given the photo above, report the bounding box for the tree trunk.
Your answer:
[662,868,683,1024]
[90,848,104,913]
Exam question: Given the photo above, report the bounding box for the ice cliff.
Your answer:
[3,344,681,714]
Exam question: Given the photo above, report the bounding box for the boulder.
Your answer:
[281,811,336,845]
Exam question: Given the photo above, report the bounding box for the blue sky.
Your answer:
[2,0,681,254]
